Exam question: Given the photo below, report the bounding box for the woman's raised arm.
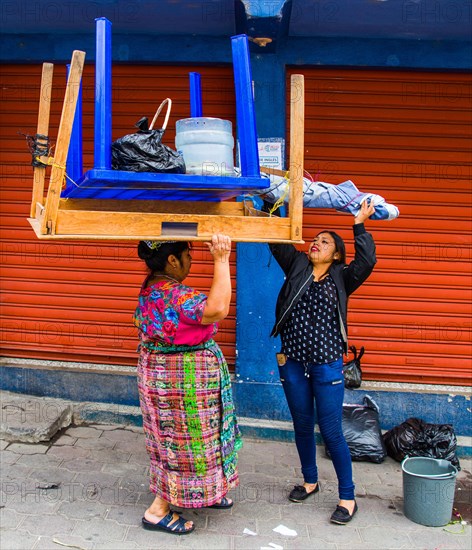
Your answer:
[201,234,232,324]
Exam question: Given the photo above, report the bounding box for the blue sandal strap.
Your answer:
[156,511,176,528]
[167,514,192,532]
[208,496,233,509]
[143,510,194,534]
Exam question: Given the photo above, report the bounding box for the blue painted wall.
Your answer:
[234,52,290,425]
[1,365,470,440]
[1,33,470,69]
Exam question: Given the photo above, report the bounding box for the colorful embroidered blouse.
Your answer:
[133,280,218,347]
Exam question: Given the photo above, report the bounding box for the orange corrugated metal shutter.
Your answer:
[0,64,237,368]
[287,67,471,385]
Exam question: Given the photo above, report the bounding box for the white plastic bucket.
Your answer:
[175,117,235,176]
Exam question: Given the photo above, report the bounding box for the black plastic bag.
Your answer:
[343,345,364,389]
[383,417,460,468]
[326,395,387,463]
[111,98,185,174]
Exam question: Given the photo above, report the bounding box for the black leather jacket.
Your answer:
[269,223,377,353]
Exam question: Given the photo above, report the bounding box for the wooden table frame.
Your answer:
[27,53,305,244]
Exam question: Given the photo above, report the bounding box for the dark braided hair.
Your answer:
[137,241,190,275]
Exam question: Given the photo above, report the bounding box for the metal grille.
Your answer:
[287,67,472,385]
[0,64,237,369]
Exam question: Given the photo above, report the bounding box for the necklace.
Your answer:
[156,274,181,284]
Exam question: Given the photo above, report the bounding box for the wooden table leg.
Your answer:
[289,74,305,242]
[30,63,54,218]
[40,50,85,235]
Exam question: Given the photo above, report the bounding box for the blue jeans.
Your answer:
[279,356,355,500]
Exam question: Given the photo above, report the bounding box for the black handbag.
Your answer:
[343,345,364,389]
[111,98,186,174]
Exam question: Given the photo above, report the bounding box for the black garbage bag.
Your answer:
[326,395,387,463]
[343,345,364,389]
[111,99,185,174]
[383,417,460,469]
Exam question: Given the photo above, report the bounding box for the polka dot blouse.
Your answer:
[280,275,344,364]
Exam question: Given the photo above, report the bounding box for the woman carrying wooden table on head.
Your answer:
[133,235,241,535]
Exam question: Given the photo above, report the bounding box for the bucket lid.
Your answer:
[176,117,232,132]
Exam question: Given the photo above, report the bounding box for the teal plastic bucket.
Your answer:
[402,457,458,527]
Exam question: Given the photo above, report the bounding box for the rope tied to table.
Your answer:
[21,131,51,167]
[21,131,80,192]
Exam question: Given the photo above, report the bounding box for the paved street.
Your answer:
[1,418,471,550]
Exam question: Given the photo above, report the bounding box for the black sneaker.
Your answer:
[288,483,320,503]
[330,501,358,524]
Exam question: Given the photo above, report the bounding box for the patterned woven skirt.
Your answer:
[137,341,240,508]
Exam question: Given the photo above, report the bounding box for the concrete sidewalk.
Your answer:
[1,394,471,550]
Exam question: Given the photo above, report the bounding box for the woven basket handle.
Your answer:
[149,98,172,131]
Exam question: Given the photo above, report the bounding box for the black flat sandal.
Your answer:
[288,482,320,503]
[330,501,358,524]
